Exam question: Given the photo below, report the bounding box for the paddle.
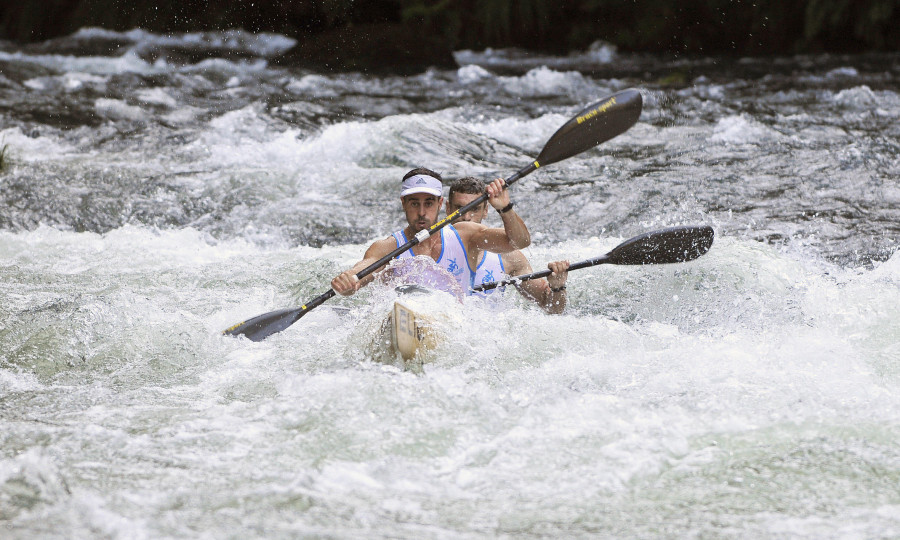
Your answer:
[472,225,715,292]
[223,88,643,341]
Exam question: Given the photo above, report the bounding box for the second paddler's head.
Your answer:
[447,176,488,223]
[401,168,444,233]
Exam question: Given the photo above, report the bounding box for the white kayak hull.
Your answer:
[390,300,438,362]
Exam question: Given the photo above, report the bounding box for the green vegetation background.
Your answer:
[3,0,898,55]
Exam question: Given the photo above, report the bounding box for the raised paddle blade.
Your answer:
[604,225,714,265]
[535,89,642,168]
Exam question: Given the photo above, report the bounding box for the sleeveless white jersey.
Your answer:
[391,224,474,293]
[473,251,508,296]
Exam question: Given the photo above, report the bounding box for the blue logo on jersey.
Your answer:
[480,270,496,295]
[447,258,462,276]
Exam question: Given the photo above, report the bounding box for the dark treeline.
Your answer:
[403,0,898,55]
[3,1,899,59]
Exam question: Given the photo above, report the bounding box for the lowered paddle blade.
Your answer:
[535,89,642,168]
[223,307,305,342]
[605,225,714,265]
[223,289,336,341]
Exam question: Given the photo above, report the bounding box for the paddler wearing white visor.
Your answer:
[331,168,530,296]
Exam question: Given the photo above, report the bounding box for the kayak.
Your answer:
[363,258,463,371]
[390,298,438,362]
[362,288,446,372]
[377,256,466,301]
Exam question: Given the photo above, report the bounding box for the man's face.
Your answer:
[402,193,443,232]
[447,192,488,223]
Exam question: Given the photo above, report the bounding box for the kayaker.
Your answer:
[331,168,530,296]
[447,177,569,314]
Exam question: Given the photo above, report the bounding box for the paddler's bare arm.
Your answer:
[505,252,569,314]
[330,237,396,296]
[458,178,531,254]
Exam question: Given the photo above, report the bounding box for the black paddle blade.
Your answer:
[535,89,642,168]
[223,289,336,341]
[605,225,714,265]
[222,306,305,342]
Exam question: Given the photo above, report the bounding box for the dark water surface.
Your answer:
[2,29,897,263]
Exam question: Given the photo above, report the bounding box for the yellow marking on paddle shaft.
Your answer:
[431,210,458,231]
[576,96,617,124]
[534,160,540,168]
[223,321,245,333]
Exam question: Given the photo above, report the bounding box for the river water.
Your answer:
[1,28,898,539]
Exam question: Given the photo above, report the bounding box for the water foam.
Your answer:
[709,114,785,144]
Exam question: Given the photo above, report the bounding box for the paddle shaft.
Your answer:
[475,255,609,291]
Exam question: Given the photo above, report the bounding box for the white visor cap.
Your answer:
[400,174,443,197]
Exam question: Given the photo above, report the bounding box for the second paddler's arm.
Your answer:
[505,252,569,315]
[330,237,395,296]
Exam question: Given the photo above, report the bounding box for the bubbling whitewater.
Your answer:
[1,29,899,538]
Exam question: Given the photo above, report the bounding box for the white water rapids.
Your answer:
[0,29,898,539]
